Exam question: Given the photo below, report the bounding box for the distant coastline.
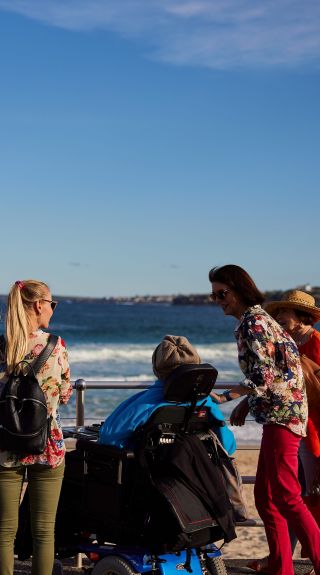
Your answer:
[1,286,319,306]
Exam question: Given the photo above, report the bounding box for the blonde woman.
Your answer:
[0,280,72,575]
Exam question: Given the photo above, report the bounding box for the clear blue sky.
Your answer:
[0,1,319,297]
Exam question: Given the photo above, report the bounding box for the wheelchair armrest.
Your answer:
[76,438,135,460]
[210,417,225,428]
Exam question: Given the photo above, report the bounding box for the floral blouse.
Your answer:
[0,330,72,468]
[236,306,307,436]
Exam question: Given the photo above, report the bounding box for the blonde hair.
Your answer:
[6,280,50,373]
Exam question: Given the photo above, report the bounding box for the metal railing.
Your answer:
[73,378,237,426]
[70,378,262,529]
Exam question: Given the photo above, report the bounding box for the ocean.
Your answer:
[0,299,262,445]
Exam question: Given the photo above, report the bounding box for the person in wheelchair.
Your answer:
[54,335,239,567]
[98,334,236,455]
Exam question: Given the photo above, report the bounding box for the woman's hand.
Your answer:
[230,397,249,426]
[210,391,224,404]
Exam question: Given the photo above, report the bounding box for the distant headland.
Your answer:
[2,284,317,306]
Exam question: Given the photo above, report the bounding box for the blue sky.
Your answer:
[0,1,319,297]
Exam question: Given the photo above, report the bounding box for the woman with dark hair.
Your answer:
[231,290,320,575]
[209,265,320,575]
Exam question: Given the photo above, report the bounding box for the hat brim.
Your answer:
[265,301,320,324]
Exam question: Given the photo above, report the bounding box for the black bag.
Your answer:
[208,430,248,522]
[134,432,236,552]
[0,335,58,455]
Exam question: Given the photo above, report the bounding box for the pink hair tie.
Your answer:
[15,281,25,290]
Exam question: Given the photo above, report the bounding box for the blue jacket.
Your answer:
[98,380,236,455]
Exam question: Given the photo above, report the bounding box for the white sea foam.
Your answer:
[68,341,241,381]
[79,374,153,382]
[69,344,153,363]
[232,423,262,444]
[68,341,239,366]
[69,343,237,362]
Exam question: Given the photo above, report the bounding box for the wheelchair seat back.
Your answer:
[163,363,218,402]
[134,363,223,453]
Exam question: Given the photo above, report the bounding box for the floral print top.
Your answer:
[236,306,307,436]
[0,330,72,468]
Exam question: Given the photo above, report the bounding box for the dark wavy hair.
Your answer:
[294,309,314,327]
[208,264,265,306]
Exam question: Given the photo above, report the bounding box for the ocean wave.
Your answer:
[68,342,242,381]
[232,423,262,445]
[69,344,154,363]
[72,374,153,382]
[68,342,239,364]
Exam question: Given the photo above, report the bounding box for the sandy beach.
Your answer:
[221,447,303,561]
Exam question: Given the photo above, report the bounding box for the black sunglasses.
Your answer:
[210,289,229,302]
[42,299,58,311]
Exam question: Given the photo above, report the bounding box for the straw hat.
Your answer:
[152,335,201,380]
[265,290,320,324]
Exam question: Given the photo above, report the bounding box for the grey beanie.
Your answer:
[152,335,201,380]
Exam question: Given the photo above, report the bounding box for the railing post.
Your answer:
[75,378,86,428]
[74,378,86,567]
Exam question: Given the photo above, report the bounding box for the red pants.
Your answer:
[254,425,320,575]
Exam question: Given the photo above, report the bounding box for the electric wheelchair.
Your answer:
[18,364,237,574]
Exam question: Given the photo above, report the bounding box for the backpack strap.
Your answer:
[31,334,59,376]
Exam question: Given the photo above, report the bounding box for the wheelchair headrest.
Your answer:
[163,363,218,403]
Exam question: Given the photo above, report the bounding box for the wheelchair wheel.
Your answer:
[205,556,228,575]
[91,556,140,575]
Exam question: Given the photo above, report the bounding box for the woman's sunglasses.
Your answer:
[42,299,58,311]
[209,289,229,302]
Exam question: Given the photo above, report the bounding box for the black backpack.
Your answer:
[0,334,58,455]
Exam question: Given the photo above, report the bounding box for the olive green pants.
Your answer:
[0,462,64,575]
